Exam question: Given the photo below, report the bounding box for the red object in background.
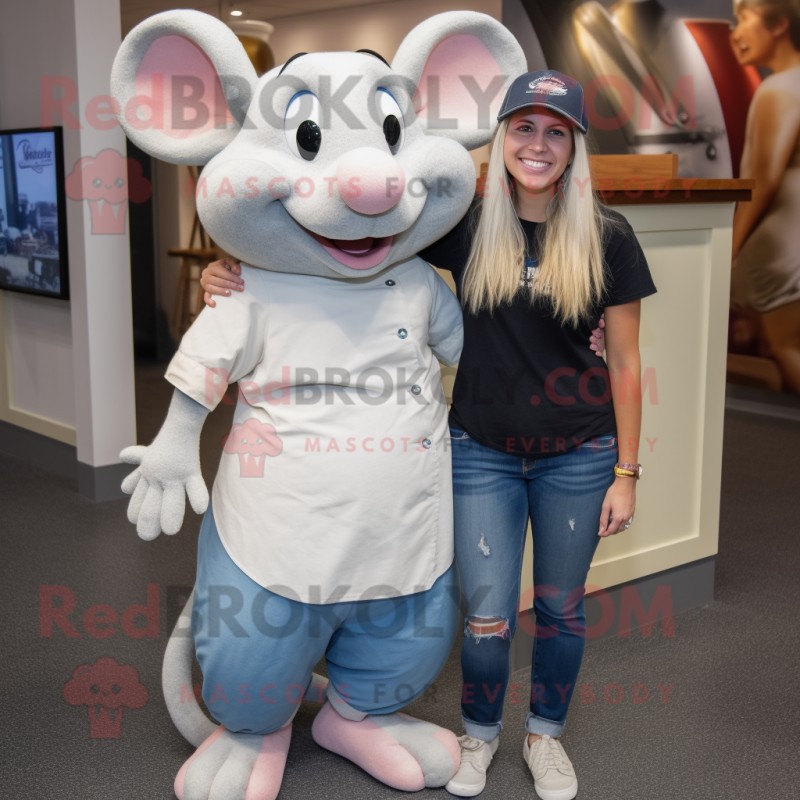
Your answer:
[684,20,762,178]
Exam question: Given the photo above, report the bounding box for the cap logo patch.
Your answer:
[527,75,568,96]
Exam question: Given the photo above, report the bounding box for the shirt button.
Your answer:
[385,279,396,286]
[411,384,422,395]
[422,438,432,449]
[397,328,408,339]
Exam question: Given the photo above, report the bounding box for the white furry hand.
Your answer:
[119,389,210,540]
[120,442,208,540]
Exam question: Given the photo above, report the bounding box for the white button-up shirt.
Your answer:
[165,257,463,604]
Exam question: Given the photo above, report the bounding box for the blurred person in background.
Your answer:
[730,0,800,393]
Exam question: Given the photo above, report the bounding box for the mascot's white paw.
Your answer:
[174,724,291,800]
[121,444,208,540]
[311,702,460,790]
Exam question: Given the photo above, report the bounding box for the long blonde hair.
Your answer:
[461,117,613,327]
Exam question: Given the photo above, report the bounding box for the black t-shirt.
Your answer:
[420,202,657,458]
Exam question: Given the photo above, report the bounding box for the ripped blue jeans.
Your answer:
[450,427,618,740]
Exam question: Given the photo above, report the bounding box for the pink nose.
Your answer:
[336,148,405,214]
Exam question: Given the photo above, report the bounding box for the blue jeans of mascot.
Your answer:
[193,503,460,734]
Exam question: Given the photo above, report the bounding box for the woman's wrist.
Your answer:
[613,474,637,492]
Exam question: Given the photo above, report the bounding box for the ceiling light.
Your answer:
[230,9,243,16]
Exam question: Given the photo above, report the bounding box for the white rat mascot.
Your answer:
[112,10,525,799]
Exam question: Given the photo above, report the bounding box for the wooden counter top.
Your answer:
[593,177,754,205]
[588,154,753,204]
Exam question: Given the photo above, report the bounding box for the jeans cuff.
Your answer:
[525,711,564,738]
[463,716,502,742]
[327,683,368,721]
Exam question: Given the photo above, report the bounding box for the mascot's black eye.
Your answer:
[376,89,404,154]
[296,120,321,161]
[383,115,401,149]
[284,91,322,160]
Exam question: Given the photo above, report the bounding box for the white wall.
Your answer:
[268,0,502,63]
[69,0,137,468]
[0,0,136,469]
[0,0,79,439]
[6,294,75,427]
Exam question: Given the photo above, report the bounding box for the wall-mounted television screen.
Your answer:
[0,126,69,299]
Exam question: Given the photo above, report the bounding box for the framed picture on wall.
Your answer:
[0,125,70,300]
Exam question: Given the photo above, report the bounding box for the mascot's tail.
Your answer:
[162,590,218,747]
[162,589,331,747]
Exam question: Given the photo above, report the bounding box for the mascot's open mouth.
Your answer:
[300,224,393,270]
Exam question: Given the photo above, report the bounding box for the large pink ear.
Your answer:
[111,10,257,165]
[392,11,527,150]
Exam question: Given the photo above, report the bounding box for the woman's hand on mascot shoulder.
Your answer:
[202,257,244,307]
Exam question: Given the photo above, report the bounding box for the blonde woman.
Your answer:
[414,71,656,800]
[730,0,800,394]
[201,71,655,800]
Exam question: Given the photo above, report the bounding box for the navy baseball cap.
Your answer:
[498,70,589,133]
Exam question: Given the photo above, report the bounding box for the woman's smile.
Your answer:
[518,157,553,173]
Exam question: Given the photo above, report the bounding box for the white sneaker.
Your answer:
[523,734,578,800]
[445,734,500,796]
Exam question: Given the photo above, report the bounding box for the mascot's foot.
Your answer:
[311,702,460,791]
[174,724,291,800]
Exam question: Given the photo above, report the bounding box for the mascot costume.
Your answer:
[112,10,526,799]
